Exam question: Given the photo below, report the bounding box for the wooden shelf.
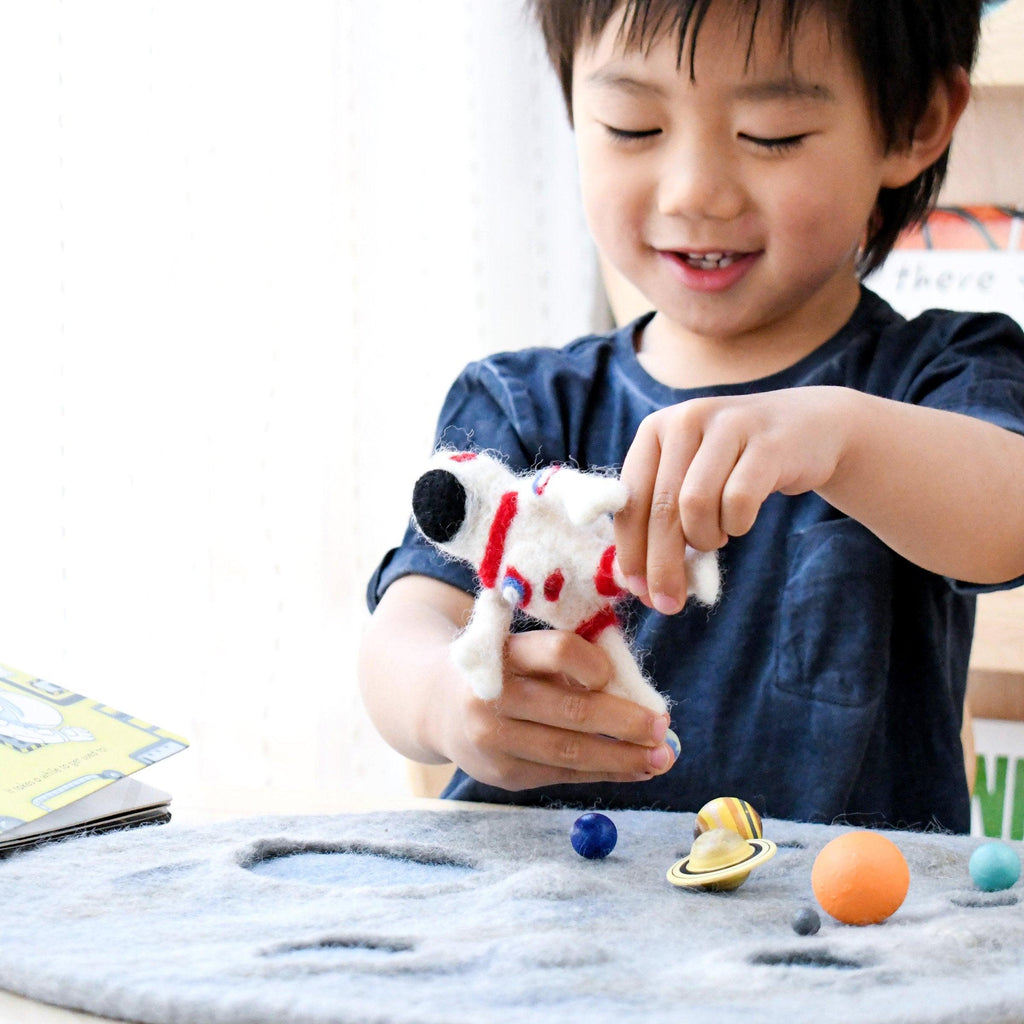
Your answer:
[969,669,1024,721]
[974,1,1024,88]
[972,588,1024,674]
[969,588,1024,723]
[940,1,1024,206]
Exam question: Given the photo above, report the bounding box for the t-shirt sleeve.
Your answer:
[904,311,1024,436]
[899,311,1024,593]
[365,359,541,612]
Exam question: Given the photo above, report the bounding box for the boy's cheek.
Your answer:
[579,187,641,263]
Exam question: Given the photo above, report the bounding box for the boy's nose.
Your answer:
[412,469,467,543]
[657,144,744,221]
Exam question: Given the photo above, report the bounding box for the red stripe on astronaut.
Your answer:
[479,491,518,589]
[575,605,619,643]
[594,545,624,598]
[543,570,565,601]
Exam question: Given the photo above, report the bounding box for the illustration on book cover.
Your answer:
[0,663,188,835]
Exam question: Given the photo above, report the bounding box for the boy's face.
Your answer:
[572,4,911,354]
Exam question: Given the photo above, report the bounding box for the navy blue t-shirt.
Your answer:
[367,289,1024,831]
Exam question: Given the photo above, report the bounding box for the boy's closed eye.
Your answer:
[601,123,811,155]
[738,132,810,153]
[603,124,662,142]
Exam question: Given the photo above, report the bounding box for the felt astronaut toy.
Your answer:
[411,449,720,714]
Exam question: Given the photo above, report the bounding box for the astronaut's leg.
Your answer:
[450,586,516,701]
[608,544,719,608]
[685,547,721,606]
[593,627,668,716]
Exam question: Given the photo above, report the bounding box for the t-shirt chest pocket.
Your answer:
[775,518,894,707]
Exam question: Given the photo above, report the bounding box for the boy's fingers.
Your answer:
[676,433,736,552]
[639,427,701,613]
[503,631,669,747]
[500,671,669,747]
[720,443,777,537]
[460,678,678,790]
[613,488,653,603]
[495,718,676,783]
[617,416,677,606]
[505,629,611,692]
[498,762,666,792]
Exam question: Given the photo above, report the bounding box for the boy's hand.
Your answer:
[360,575,677,793]
[615,388,846,612]
[439,627,676,792]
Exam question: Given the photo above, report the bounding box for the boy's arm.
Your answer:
[615,386,1024,612]
[357,574,675,790]
[821,390,1024,583]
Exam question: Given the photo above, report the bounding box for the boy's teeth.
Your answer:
[683,251,735,270]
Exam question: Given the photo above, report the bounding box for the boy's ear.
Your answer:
[880,67,971,188]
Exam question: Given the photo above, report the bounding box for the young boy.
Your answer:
[359,0,1024,832]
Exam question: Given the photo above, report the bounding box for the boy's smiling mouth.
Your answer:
[656,248,760,291]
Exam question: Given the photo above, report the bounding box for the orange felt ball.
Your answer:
[811,831,910,926]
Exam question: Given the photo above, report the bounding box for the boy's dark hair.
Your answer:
[527,0,983,275]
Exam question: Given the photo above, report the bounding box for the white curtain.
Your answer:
[0,1,604,808]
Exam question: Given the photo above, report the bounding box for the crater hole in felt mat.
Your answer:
[949,891,1020,909]
[749,949,867,970]
[242,841,477,887]
[261,936,416,962]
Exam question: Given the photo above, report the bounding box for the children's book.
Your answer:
[0,661,188,855]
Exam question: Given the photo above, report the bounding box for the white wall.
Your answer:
[0,1,600,809]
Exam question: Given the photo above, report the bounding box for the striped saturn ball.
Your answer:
[667,828,777,892]
[694,797,764,841]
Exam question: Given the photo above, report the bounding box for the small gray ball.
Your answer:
[792,907,821,936]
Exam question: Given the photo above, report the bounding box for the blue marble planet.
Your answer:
[571,812,618,859]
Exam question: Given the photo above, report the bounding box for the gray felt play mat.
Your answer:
[0,806,1022,1024]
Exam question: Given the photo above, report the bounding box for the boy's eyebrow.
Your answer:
[732,77,836,103]
[583,68,668,98]
[582,68,835,104]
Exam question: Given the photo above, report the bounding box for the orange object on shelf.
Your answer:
[896,206,1024,251]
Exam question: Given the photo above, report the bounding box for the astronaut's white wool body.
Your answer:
[410,449,720,714]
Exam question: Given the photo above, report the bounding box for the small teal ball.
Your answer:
[969,841,1021,892]
[571,812,617,859]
